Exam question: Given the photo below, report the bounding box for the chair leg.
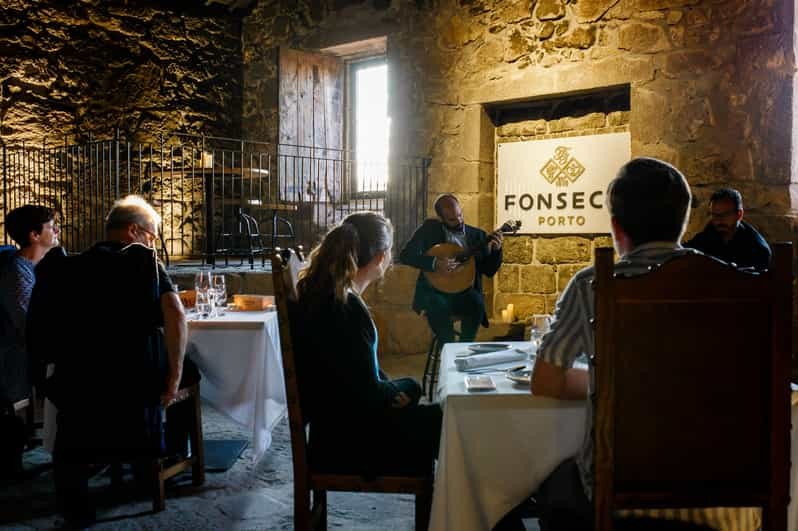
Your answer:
[312,489,327,531]
[151,461,165,513]
[422,336,437,399]
[414,486,432,531]
[294,485,312,531]
[190,392,205,487]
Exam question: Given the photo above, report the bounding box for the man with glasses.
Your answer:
[684,188,771,271]
[27,195,196,526]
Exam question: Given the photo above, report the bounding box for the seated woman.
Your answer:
[292,212,442,478]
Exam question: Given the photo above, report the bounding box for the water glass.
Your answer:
[529,314,552,357]
[211,274,227,316]
[195,290,212,320]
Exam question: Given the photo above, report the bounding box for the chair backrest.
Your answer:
[593,243,792,530]
[272,249,312,492]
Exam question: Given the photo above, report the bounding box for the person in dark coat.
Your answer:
[291,212,441,478]
[684,188,771,271]
[399,194,503,343]
[27,195,197,527]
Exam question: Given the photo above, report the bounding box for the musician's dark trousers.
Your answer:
[424,288,482,343]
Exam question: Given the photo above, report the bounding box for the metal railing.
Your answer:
[1,131,430,266]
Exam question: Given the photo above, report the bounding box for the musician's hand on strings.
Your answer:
[487,231,504,252]
[434,257,459,274]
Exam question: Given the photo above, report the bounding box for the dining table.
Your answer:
[187,309,287,460]
[429,341,798,531]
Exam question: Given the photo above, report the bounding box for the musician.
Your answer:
[400,194,503,343]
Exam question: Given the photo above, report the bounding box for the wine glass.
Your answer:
[211,274,227,316]
[529,314,552,358]
[195,290,212,320]
[195,271,211,295]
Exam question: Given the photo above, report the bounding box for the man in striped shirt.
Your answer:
[529,158,758,531]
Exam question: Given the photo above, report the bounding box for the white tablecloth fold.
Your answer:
[188,311,287,460]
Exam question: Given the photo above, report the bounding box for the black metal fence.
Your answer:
[1,132,430,266]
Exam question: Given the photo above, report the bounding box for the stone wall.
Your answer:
[243,0,798,356]
[1,1,243,145]
[0,0,244,250]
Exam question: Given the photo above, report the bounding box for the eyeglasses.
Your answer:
[709,209,738,220]
[136,224,159,247]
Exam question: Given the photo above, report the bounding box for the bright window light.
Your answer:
[355,62,390,193]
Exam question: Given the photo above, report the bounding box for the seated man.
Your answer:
[0,205,60,406]
[529,159,758,531]
[399,194,503,343]
[684,187,771,271]
[27,195,197,526]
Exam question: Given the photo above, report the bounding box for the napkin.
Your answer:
[454,349,526,371]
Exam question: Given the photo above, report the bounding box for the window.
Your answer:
[350,57,390,194]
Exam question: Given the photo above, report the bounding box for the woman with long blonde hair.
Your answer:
[293,212,442,476]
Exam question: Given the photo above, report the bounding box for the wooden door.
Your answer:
[278,48,344,205]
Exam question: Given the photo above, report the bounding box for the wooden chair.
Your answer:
[150,382,205,511]
[271,250,433,531]
[593,243,792,530]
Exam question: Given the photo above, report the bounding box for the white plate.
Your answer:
[467,343,510,353]
[506,367,532,385]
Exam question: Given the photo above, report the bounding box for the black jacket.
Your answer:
[290,292,399,426]
[684,221,772,271]
[27,242,168,456]
[399,219,502,327]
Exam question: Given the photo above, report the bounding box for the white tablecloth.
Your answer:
[430,342,798,531]
[430,341,586,531]
[188,310,287,459]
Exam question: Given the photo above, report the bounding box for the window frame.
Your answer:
[346,55,389,199]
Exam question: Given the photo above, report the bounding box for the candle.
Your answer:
[501,309,510,323]
[506,303,515,322]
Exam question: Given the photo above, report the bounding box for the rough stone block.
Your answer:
[495,293,547,320]
[373,265,419,306]
[630,88,668,145]
[618,22,670,53]
[545,293,561,313]
[520,264,556,293]
[371,308,432,356]
[536,237,591,263]
[552,27,597,50]
[503,235,534,264]
[535,0,565,20]
[557,262,591,291]
[498,265,520,292]
[593,236,615,250]
[607,110,630,126]
[539,22,556,40]
[520,119,548,136]
[433,161,480,194]
[574,0,623,22]
[548,112,606,133]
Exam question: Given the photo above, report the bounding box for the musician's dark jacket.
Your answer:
[399,219,502,327]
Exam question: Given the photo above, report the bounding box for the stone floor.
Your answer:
[0,353,538,530]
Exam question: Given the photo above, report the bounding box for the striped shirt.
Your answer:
[538,241,760,531]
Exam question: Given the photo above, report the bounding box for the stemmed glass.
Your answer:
[211,274,227,316]
[529,314,552,358]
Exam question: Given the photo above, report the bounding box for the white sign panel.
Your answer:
[497,132,631,234]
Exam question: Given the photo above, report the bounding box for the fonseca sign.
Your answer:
[497,132,630,234]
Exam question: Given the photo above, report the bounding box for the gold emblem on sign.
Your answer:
[540,146,585,187]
